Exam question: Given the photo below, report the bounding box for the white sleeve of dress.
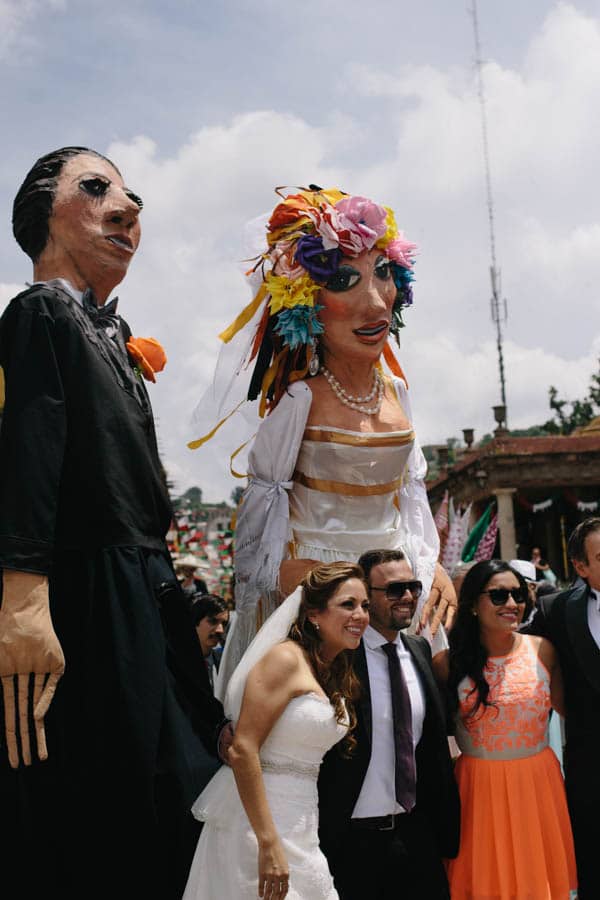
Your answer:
[233,381,311,615]
[394,378,439,591]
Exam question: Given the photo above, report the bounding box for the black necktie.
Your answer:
[382,641,416,812]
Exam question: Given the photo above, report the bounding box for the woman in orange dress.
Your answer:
[434,559,576,900]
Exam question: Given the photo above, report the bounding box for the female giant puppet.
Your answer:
[190,186,456,697]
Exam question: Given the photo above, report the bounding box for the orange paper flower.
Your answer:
[126,336,167,383]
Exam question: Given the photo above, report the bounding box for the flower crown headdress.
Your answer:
[189,186,416,450]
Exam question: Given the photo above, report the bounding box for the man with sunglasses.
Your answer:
[318,548,459,899]
[523,517,600,898]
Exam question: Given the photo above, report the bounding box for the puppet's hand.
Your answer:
[419,562,457,636]
[0,570,65,768]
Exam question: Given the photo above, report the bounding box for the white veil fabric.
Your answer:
[190,586,304,827]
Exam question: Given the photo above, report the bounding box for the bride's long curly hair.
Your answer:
[288,561,366,755]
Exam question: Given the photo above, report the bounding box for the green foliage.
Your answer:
[543,358,600,435]
[230,486,244,506]
[177,485,203,510]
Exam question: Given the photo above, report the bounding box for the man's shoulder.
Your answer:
[1,283,74,323]
[401,632,433,666]
[539,582,585,615]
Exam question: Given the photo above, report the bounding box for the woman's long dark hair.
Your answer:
[288,561,365,754]
[447,559,532,719]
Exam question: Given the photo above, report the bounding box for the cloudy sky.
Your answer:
[1,0,599,501]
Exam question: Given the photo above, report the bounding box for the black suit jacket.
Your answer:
[318,633,460,859]
[524,582,600,796]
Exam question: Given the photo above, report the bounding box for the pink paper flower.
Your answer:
[335,196,388,250]
[270,240,305,280]
[385,234,418,269]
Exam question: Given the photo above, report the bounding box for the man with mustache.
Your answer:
[0,148,226,900]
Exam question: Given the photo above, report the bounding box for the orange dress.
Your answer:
[447,635,576,900]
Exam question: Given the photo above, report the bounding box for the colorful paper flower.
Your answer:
[273,304,325,349]
[293,235,342,283]
[335,196,388,249]
[268,193,313,230]
[126,336,167,382]
[386,234,418,269]
[265,272,321,314]
[376,207,399,248]
[271,240,305,280]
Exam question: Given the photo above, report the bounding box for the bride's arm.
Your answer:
[228,642,304,899]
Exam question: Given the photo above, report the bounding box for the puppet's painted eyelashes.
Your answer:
[324,266,361,293]
[374,257,392,280]
[126,191,144,210]
[80,177,110,198]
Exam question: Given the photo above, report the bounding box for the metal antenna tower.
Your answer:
[470,0,508,410]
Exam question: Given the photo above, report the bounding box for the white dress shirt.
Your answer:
[352,625,426,818]
[587,587,600,650]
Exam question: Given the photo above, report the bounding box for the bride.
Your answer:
[182,561,369,899]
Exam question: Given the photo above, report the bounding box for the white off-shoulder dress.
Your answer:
[216,376,442,699]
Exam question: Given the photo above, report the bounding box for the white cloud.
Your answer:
[4,3,599,502]
[0,0,66,59]
[0,282,27,310]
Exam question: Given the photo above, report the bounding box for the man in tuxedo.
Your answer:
[0,148,227,899]
[318,548,460,899]
[524,517,600,898]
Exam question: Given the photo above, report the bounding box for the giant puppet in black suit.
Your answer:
[524,516,600,899]
[318,549,460,900]
[0,148,226,900]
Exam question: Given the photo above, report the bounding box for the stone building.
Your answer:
[427,420,600,581]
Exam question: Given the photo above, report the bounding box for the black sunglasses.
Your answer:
[480,587,528,606]
[369,580,423,600]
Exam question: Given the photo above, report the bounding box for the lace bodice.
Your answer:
[260,692,347,776]
[455,636,551,760]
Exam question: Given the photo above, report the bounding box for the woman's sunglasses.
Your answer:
[480,587,528,606]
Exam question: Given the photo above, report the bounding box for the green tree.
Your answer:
[230,486,244,506]
[177,485,203,511]
[543,358,600,435]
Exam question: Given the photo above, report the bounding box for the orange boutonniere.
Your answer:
[126,336,167,383]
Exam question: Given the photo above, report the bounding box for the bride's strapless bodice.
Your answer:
[260,692,347,778]
[289,425,414,561]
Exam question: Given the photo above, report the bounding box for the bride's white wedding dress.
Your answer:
[182,691,345,899]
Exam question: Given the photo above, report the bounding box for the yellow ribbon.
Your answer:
[258,349,286,418]
[187,399,245,450]
[229,436,255,479]
[218,283,268,344]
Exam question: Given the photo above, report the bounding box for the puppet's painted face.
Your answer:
[317,248,396,365]
[45,153,142,294]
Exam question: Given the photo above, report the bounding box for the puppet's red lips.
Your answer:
[106,234,134,253]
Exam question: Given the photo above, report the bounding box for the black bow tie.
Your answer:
[82,288,119,321]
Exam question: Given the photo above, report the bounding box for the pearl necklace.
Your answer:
[320,366,384,415]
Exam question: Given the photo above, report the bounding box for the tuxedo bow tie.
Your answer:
[82,288,119,320]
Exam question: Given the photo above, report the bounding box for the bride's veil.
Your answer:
[191,586,304,825]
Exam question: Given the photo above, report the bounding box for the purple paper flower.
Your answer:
[294,235,342,284]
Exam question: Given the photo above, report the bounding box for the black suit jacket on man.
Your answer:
[318,633,460,860]
[524,581,600,895]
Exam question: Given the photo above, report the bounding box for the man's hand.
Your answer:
[217,720,234,764]
[0,570,65,767]
[419,562,457,636]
